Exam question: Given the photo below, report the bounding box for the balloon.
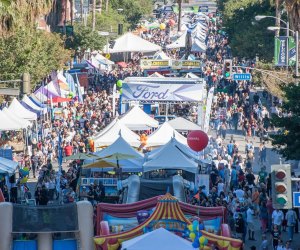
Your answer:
[119,88,123,94]
[189,232,196,240]
[199,236,206,244]
[160,23,166,30]
[192,240,200,248]
[204,238,208,245]
[192,220,199,231]
[20,177,28,184]
[198,231,202,237]
[116,80,123,88]
[187,130,209,152]
[188,224,193,231]
[199,224,204,230]
[169,19,175,26]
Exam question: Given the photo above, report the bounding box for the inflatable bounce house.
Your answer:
[95,193,243,250]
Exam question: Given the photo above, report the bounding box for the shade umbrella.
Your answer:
[102,153,137,167]
[64,153,99,161]
[82,159,118,169]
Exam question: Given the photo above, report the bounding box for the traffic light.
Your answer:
[223,59,232,79]
[271,164,292,209]
[21,73,31,95]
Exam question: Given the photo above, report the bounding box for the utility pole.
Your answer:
[92,0,96,31]
[99,0,103,14]
[70,0,74,26]
[178,0,182,32]
[80,0,84,23]
[105,0,109,12]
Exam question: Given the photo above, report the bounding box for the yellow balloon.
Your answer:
[20,177,28,184]
[23,167,29,172]
[199,236,206,244]
[188,224,193,231]
[189,232,196,240]
[160,23,166,30]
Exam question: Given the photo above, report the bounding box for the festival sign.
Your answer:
[274,36,288,66]
[172,60,201,69]
[140,59,171,69]
[122,82,204,102]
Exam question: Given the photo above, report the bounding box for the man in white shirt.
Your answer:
[247,205,255,240]
[272,209,284,231]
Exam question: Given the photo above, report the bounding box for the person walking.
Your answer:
[285,209,297,241]
[272,209,284,232]
[247,205,256,240]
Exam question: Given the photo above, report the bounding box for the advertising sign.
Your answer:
[288,36,296,66]
[122,82,204,102]
[140,60,170,69]
[274,36,288,66]
[203,87,214,133]
[172,60,201,69]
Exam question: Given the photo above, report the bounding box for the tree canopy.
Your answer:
[271,83,300,160]
[221,0,276,61]
[0,28,70,87]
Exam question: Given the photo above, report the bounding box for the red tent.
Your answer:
[0,188,5,202]
[47,97,72,104]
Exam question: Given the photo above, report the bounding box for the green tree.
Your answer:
[271,83,300,160]
[222,0,276,61]
[67,23,105,53]
[110,0,152,28]
[0,27,71,87]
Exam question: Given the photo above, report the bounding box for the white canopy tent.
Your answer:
[2,108,31,129]
[93,120,140,148]
[146,122,187,147]
[106,33,162,53]
[22,95,47,114]
[168,117,202,131]
[93,136,144,172]
[0,157,19,174]
[8,98,37,121]
[149,72,165,78]
[153,51,170,60]
[0,111,26,131]
[143,139,198,173]
[185,72,200,79]
[119,105,159,130]
[121,228,194,250]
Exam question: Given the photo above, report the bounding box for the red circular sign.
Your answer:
[187,130,209,152]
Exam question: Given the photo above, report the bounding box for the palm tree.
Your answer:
[92,0,96,31]
[285,0,300,31]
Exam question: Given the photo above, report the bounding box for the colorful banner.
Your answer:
[274,36,288,66]
[203,87,214,133]
[122,82,205,102]
[140,59,171,69]
[288,36,296,66]
[172,60,201,69]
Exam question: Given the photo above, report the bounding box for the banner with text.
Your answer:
[203,87,214,133]
[288,36,296,66]
[274,36,288,66]
[122,82,204,102]
[140,60,171,69]
[172,60,201,69]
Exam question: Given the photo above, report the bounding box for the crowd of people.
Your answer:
[0,5,298,250]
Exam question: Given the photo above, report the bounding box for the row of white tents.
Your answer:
[0,96,45,131]
[90,105,204,174]
[92,105,202,148]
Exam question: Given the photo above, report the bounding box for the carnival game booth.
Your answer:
[94,194,243,250]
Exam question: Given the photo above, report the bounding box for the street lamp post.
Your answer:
[268,26,299,78]
[255,15,289,70]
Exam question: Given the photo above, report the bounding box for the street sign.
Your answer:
[233,73,252,81]
[198,6,209,13]
[293,192,300,207]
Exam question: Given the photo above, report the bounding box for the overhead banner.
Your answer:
[274,36,288,66]
[203,87,214,133]
[172,60,201,69]
[140,59,201,69]
[288,36,296,66]
[140,59,170,69]
[122,82,204,102]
